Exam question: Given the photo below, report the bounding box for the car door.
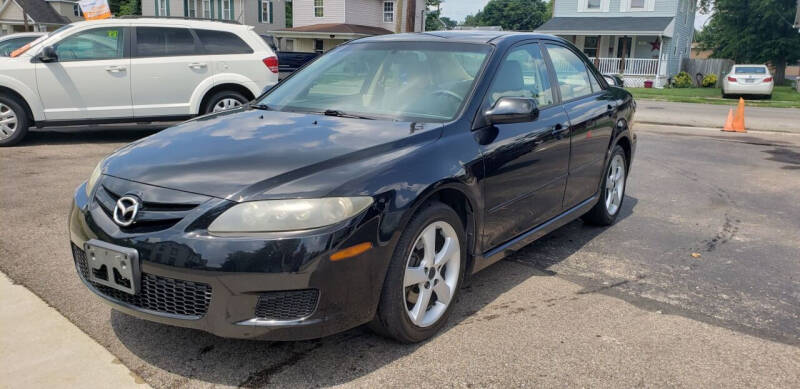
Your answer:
[131,26,211,118]
[478,42,572,249]
[544,43,615,209]
[35,26,132,121]
[195,29,271,89]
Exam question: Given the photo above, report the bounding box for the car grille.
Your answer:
[254,290,319,321]
[94,185,200,233]
[72,244,212,318]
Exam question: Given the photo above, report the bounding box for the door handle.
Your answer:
[188,62,207,69]
[551,123,568,139]
[105,66,126,73]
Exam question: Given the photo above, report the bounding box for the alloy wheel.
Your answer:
[403,221,461,328]
[605,154,626,216]
[0,103,18,140]
[212,98,243,112]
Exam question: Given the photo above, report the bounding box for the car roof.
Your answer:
[357,31,562,45]
[66,17,252,30]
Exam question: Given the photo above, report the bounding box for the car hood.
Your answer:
[103,109,441,200]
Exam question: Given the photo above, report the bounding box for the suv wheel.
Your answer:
[204,90,248,114]
[582,145,627,226]
[0,96,30,147]
[370,202,466,343]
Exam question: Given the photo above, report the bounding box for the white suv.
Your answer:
[0,18,278,146]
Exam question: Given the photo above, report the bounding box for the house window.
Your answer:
[221,0,232,19]
[630,0,645,9]
[383,1,394,22]
[155,0,168,16]
[73,3,82,17]
[583,36,600,58]
[587,0,601,9]
[314,39,324,53]
[314,0,324,17]
[188,0,197,17]
[202,0,212,18]
[261,1,272,23]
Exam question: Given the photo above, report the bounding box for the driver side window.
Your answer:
[55,27,125,62]
[485,43,554,109]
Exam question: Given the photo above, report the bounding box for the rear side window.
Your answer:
[734,66,767,74]
[135,27,196,57]
[195,29,253,55]
[545,44,593,101]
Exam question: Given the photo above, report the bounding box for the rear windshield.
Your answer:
[735,66,767,74]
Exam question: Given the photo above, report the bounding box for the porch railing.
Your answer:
[588,57,660,76]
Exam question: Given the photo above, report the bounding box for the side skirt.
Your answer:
[471,195,599,274]
[34,115,194,129]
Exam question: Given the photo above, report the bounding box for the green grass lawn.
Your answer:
[626,86,800,108]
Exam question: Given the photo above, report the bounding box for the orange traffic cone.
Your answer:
[722,108,735,131]
[732,97,746,132]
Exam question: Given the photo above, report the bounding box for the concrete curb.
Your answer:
[0,272,151,389]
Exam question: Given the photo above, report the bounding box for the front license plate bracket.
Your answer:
[84,239,140,295]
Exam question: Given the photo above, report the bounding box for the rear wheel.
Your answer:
[203,90,248,114]
[0,96,30,147]
[582,145,627,226]
[370,202,466,343]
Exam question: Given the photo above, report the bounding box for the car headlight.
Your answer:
[208,197,374,233]
[85,160,103,197]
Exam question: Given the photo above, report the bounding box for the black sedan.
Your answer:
[69,31,636,343]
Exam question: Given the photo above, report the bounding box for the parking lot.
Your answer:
[1,122,799,387]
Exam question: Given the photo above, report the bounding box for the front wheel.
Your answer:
[0,96,30,147]
[582,145,627,226]
[370,202,466,343]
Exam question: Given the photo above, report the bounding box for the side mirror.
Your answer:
[484,97,539,125]
[39,46,58,63]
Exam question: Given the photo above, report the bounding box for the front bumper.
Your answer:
[69,178,393,341]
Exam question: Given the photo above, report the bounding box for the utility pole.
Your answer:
[21,0,30,32]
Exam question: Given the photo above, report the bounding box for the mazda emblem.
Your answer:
[113,196,140,227]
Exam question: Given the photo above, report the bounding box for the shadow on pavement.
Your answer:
[22,126,167,146]
[110,197,637,387]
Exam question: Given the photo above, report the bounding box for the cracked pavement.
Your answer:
[1,123,799,387]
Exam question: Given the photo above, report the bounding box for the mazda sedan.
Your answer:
[69,32,636,343]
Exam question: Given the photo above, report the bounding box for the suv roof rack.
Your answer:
[116,16,243,25]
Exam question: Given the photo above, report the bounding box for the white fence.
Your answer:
[588,57,660,76]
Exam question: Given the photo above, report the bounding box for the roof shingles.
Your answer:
[16,0,70,25]
[536,17,674,34]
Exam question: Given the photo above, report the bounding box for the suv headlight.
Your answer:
[85,160,103,197]
[208,197,374,233]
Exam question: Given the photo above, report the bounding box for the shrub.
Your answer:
[673,71,693,88]
[702,73,718,88]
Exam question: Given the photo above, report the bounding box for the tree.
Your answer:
[462,0,549,31]
[696,0,800,84]
[425,0,447,31]
[118,0,141,16]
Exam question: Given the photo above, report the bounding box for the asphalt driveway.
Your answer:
[1,123,799,387]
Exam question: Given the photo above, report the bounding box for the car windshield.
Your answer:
[257,41,491,122]
[735,66,767,74]
[10,24,73,57]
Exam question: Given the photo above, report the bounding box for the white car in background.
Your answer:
[0,17,278,146]
[722,64,774,99]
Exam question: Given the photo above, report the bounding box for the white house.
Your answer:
[271,0,425,53]
[536,0,697,87]
[140,0,288,35]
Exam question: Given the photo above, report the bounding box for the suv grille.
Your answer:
[72,244,212,318]
[254,290,319,321]
[94,185,199,233]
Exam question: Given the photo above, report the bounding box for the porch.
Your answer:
[535,16,679,87]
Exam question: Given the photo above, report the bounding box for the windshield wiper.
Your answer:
[250,103,271,111]
[323,109,376,120]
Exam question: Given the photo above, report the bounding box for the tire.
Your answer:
[0,95,30,147]
[582,145,627,226]
[370,201,467,343]
[203,90,248,114]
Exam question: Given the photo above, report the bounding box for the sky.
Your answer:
[440,0,712,30]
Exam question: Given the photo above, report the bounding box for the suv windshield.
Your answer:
[10,24,73,57]
[258,41,491,122]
